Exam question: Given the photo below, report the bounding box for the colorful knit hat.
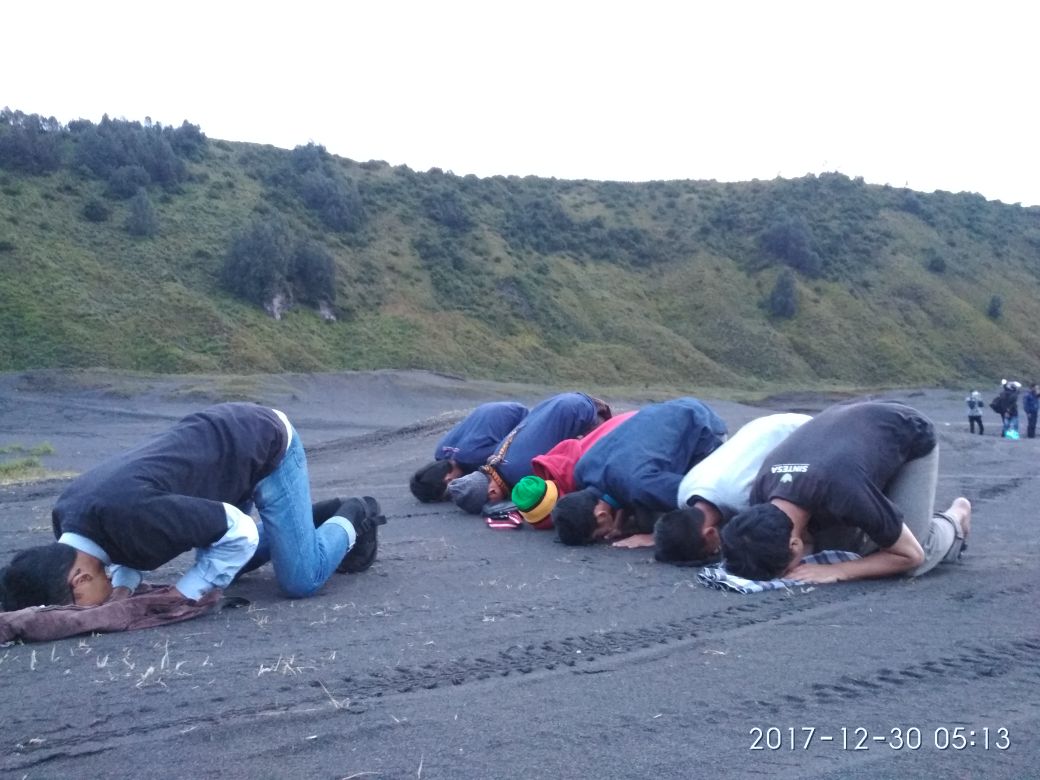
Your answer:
[511,475,559,525]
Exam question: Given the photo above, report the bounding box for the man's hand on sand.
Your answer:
[785,562,843,584]
[611,533,655,549]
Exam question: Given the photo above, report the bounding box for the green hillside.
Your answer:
[2,109,1039,391]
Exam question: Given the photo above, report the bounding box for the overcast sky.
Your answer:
[6,1,1039,205]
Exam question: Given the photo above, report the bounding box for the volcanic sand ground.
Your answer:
[0,370,1036,779]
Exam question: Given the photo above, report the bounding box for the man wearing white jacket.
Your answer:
[650,413,811,564]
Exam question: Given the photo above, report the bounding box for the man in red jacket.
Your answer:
[511,411,638,529]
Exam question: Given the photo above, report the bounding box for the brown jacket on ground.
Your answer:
[0,585,221,644]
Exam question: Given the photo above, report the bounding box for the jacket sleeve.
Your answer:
[174,505,259,600]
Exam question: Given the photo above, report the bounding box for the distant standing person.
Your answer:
[965,390,985,435]
[996,380,1021,439]
[1024,384,1039,439]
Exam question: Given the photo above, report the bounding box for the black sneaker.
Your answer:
[336,496,386,573]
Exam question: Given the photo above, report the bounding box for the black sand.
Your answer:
[0,370,1036,779]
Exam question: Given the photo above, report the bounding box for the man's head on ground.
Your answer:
[447,470,492,514]
[512,476,559,526]
[555,488,623,545]
[0,543,111,611]
[410,460,464,503]
[653,505,724,565]
[720,503,798,580]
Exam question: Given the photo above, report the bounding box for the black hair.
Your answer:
[409,460,453,503]
[719,503,794,580]
[0,543,77,611]
[554,488,600,546]
[654,506,719,565]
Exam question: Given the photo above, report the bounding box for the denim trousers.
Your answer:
[1002,414,1019,436]
[242,427,351,598]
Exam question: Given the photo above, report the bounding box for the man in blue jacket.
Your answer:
[446,392,611,514]
[409,401,529,502]
[554,397,728,546]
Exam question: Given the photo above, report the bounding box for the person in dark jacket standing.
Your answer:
[1024,384,1039,439]
[0,403,385,611]
[998,380,1021,439]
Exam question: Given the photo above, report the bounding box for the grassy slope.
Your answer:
[2,140,1040,392]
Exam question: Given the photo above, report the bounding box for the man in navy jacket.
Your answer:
[554,397,727,546]
[409,401,529,502]
[445,392,611,514]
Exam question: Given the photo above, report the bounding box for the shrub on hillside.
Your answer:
[601,225,667,266]
[0,109,65,174]
[298,169,364,232]
[166,121,206,160]
[502,197,574,254]
[289,142,328,175]
[82,198,111,223]
[413,235,491,316]
[899,191,928,218]
[761,213,823,277]
[263,143,368,234]
[70,115,188,187]
[125,189,158,237]
[222,217,294,306]
[107,165,151,199]
[987,295,1003,320]
[767,269,798,318]
[424,188,473,232]
[290,240,336,305]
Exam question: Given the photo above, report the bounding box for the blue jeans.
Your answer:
[242,426,352,598]
[1003,414,1019,437]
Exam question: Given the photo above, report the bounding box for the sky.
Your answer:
[6,1,1040,205]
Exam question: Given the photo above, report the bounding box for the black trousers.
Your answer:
[969,416,984,435]
[1028,413,1037,439]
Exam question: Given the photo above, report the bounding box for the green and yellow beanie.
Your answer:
[511,475,559,525]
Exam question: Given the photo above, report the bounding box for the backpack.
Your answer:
[990,394,1007,415]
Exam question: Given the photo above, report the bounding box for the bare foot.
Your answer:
[946,497,972,540]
